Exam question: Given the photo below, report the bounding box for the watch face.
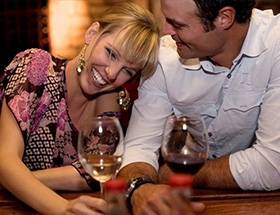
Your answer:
[126,178,138,190]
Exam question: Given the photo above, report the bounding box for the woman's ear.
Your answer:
[84,22,100,45]
[216,6,236,30]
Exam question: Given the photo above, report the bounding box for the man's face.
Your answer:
[160,0,224,60]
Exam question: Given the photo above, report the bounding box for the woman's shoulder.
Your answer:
[7,48,66,70]
[4,48,67,85]
[4,48,52,74]
[12,48,51,61]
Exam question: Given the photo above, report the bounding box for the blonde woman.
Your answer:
[0,2,159,215]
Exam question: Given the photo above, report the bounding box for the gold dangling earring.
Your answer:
[117,88,131,110]
[76,44,87,74]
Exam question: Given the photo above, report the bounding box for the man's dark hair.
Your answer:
[193,0,256,32]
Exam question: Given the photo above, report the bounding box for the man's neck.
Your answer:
[210,21,250,68]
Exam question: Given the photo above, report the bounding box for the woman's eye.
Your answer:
[106,48,116,59]
[124,68,134,77]
[125,69,136,77]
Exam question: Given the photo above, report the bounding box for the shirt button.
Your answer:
[208,132,212,137]
[227,74,231,79]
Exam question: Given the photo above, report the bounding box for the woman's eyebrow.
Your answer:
[108,43,121,58]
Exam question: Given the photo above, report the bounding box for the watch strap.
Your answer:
[126,177,155,209]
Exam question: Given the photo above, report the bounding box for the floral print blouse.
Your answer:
[0,48,119,190]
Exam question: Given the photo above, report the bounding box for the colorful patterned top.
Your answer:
[0,48,119,190]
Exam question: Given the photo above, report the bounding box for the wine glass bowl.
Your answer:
[161,114,209,175]
[78,116,124,196]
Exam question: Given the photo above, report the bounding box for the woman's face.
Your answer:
[79,30,138,96]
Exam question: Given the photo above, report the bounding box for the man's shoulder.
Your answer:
[158,35,181,66]
[160,35,177,49]
[159,35,178,57]
[158,35,201,71]
[251,8,280,35]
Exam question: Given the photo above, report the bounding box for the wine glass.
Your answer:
[78,116,124,198]
[161,114,209,175]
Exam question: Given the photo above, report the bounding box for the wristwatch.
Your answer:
[125,177,155,209]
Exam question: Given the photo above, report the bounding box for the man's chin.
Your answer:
[177,47,191,59]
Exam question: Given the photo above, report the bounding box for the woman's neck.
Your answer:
[65,59,96,129]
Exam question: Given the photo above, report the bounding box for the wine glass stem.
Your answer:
[100,182,105,199]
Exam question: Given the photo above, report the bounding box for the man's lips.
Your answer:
[176,41,186,47]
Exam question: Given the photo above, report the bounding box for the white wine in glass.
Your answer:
[78,116,124,198]
[161,114,209,175]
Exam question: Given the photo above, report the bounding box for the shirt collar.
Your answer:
[181,58,228,74]
[235,9,268,60]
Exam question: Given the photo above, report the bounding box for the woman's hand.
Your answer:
[64,196,107,215]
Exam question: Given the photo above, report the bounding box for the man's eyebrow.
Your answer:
[166,17,185,26]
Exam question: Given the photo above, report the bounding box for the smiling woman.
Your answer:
[0,2,160,215]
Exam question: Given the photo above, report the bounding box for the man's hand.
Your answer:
[131,183,205,215]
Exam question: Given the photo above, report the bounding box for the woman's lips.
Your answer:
[91,67,107,86]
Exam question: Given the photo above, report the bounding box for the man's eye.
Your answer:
[166,19,182,30]
[173,24,182,29]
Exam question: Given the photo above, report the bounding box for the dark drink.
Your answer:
[165,154,205,175]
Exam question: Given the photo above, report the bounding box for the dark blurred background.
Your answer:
[0,0,280,72]
[1,0,279,131]
[0,0,48,71]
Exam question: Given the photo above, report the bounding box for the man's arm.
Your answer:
[194,155,239,189]
[118,162,158,183]
[118,162,159,214]
[118,162,180,215]
[119,162,206,215]
[159,155,240,189]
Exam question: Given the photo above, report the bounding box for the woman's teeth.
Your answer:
[91,68,107,85]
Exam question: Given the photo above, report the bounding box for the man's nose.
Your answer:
[162,22,176,36]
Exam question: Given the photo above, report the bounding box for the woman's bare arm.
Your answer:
[0,99,106,215]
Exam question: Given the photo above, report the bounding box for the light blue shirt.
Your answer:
[122,9,280,191]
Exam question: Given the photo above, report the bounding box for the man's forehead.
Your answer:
[160,0,198,22]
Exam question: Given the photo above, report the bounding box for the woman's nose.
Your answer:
[105,63,121,81]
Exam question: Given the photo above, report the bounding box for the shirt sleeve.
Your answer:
[230,38,280,191]
[230,146,280,191]
[121,63,173,170]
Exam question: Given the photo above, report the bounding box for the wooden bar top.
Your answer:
[192,188,280,215]
[0,188,280,215]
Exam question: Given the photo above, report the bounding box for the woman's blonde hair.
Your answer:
[92,2,160,81]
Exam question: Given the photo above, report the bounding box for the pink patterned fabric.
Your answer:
[0,49,119,190]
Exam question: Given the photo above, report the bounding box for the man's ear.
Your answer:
[216,6,236,30]
[84,22,100,45]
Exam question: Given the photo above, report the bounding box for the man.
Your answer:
[118,0,280,214]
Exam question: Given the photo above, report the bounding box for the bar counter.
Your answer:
[193,188,280,215]
[0,188,280,215]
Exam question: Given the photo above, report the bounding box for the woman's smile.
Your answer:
[90,66,108,87]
